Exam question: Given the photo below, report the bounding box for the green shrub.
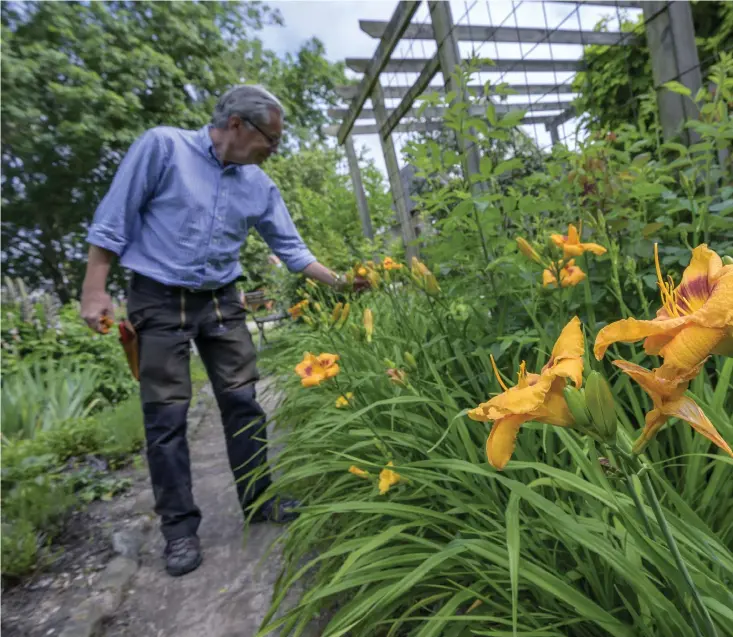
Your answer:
[1,359,101,440]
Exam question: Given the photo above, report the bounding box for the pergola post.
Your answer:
[428,0,485,194]
[343,135,374,241]
[371,82,419,261]
[642,1,702,145]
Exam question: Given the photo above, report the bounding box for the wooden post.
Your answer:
[549,125,559,146]
[371,82,419,261]
[344,135,374,241]
[642,1,702,144]
[428,0,485,193]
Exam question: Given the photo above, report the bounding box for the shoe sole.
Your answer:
[166,553,203,577]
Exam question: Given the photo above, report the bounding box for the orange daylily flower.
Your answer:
[542,259,586,288]
[294,352,340,387]
[288,299,309,320]
[594,244,733,373]
[469,317,584,470]
[613,360,733,457]
[378,462,401,494]
[382,256,403,270]
[551,223,607,259]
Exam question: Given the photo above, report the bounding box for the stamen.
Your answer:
[490,354,510,392]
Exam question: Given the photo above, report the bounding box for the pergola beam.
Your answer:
[328,101,574,121]
[335,1,421,145]
[359,21,638,46]
[335,83,576,100]
[324,115,559,137]
[381,54,440,139]
[346,57,583,74]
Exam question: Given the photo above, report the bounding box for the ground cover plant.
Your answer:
[253,57,733,636]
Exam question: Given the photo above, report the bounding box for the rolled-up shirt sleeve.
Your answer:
[255,185,316,272]
[86,129,167,256]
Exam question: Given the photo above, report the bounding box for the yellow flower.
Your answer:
[335,392,354,408]
[613,360,733,457]
[516,237,544,265]
[382,256,403,270]
[594,244,733,374]
[349,465,369,478]
[287,299,309,320]
[469,317,584,470]
[542,259,586,288]
[363,308,374,343]
[294,352,340,387]
[410,257,440,295]
[357,266,368,277]
[551,223,607,259]
[378,462,401,494]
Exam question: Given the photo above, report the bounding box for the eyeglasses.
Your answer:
[243,117,280,148]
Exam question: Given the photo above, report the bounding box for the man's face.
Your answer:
[227,110,282,165]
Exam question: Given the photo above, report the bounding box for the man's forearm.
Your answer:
[83,245,116,293]
[302,261,340,287]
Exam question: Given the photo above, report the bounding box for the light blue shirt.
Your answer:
[86,125,316,289]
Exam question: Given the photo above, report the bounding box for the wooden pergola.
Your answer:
[325,1,703,260]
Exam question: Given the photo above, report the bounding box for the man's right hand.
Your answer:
[81,289,114,333]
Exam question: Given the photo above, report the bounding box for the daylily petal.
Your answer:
[301,374,324,388]
[561,265,586,286]
[550,233,566,249]
[612,360,688,402]
[532,377,576,427]
[658,324,725,372]
[689,269,733,329]
[632,408,668,453]
[567,224,580,244]
[660,396,733,457]
[486,414,528,470]
[563,244,585,257]
[594,316,689,360]
[579,242,607,256]
[681,244,722,289]
[549,316,584,362]
[481,373,554,415]
[542,269,557,286]
[548,358,584,389]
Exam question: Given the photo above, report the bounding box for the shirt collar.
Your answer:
[197,124,243,171]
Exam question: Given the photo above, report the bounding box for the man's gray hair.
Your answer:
[212,85,285,129]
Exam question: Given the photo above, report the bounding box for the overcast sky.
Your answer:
[259,0,640,177]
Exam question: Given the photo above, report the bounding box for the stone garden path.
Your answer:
[2,378,323,637]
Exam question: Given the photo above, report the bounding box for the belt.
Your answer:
[129,273,236,297]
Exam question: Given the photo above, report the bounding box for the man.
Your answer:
[80,85,347,577]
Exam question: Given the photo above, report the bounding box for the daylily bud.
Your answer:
[723,256,733,266]
[516,237,544,265]
[314,302,322,313]
[383,358,397,368]
[303,316,314,327]
[367,270,380,288]
[424,272,441,296]
[335,303,351,330]
[363,308,374,343]
[563,386,592,429]
[404,351,417,370]
[585,371,618,441]
[330,302,343,325]
[306,278,317,289]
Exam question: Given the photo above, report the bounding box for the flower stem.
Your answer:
[637,469,719,637]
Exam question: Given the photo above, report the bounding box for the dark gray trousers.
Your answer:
[127,273,270,541]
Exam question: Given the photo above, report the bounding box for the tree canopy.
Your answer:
[1,0,387,301]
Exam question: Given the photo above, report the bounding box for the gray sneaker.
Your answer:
[164,535,202,577]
